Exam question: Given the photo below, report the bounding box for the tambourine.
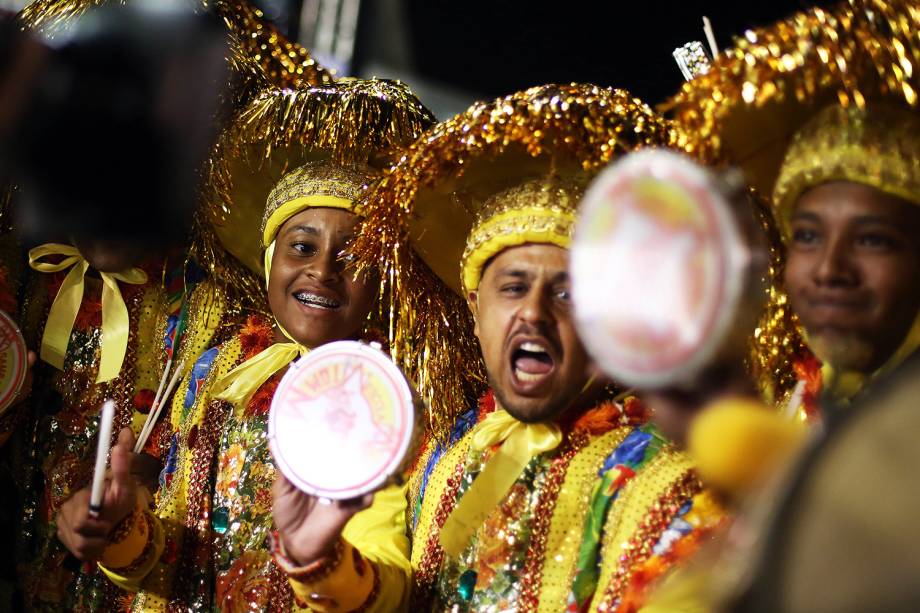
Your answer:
[572,149,765,389]
[0,310,27,415]
[268,340,418,499]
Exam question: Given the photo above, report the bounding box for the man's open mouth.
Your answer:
[293,291,341,310]
[510,340,556,383]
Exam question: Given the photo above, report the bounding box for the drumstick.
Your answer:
[134,357,172,453]
[134,359,186,453]
[89,399,116,518]
[702,16,719,57]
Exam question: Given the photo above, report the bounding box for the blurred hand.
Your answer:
[130,451,161,492]
[56,427,138,561]
[643,361,757,448]
[273,473,373,567]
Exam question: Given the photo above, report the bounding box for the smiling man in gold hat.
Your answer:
[271,84,723,612]
[672,0,920,416]
[52,79,434,611]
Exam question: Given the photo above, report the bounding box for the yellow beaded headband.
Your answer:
[773,102,920,239]
[460,177,582,294]
[262,161,375,249]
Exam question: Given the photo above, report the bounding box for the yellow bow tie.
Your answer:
[213,339,308,408]
[439,408,562,557]
[28,243,148,383]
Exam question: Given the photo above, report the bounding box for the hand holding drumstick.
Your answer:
[56,427,138,562]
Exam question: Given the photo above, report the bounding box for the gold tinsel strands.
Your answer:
[200,79,434,310]
[352,84,679,443]
[669,0,919,169]
[748,191,808,405]
[209,0,334,91]
[667,0,919,404]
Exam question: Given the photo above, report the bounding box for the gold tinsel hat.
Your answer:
[352,83,677,440]
[668,0,919,207]
[202,79,435,288]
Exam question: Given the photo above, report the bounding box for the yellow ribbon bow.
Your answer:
[439,408,562,557]
[28,243,148,383]
[213,328,308,408]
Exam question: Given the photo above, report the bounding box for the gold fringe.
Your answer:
[353,84,678,442]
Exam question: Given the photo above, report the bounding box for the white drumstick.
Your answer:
[702,16,719,57]
[134,357,173,453]
[135,359,185,453]
[89,399,116,517]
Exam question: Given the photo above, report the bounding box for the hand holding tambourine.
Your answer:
[269,341,420,566]
[571,150,767,441]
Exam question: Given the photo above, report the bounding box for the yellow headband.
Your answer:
[261,161,374,249]
[460,178,581,294]
[773,103,920,239]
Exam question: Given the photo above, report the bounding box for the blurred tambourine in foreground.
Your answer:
[0,310,27,415]
[572,149,765,389]
[268,341,418,499]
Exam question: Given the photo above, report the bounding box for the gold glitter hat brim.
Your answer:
[668,0,920,199]
[352,83,679,441]
[203,80,435,276]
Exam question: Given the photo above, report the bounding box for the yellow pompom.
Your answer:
[688,397,807,499]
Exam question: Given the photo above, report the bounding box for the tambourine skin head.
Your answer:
[268,340,416,499]
[572,149,752,389]
[0,310,27,415]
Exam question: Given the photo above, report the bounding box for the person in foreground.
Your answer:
[53,78,433,611]
[272,84,723,612]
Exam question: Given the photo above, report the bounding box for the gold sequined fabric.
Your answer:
[262,160,375,239]
[774,102,920,236]
[460,177,582,294]
[352,84,679,442]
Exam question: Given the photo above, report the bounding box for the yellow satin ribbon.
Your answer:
[439,408,562,557]
[213,325,308,408]
[28,243,148,383]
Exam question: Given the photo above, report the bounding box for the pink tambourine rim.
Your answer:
[575,153,733,376]
[0,310,27,414]
[269,342,413,498]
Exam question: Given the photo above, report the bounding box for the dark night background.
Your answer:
[254,0,818,115]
